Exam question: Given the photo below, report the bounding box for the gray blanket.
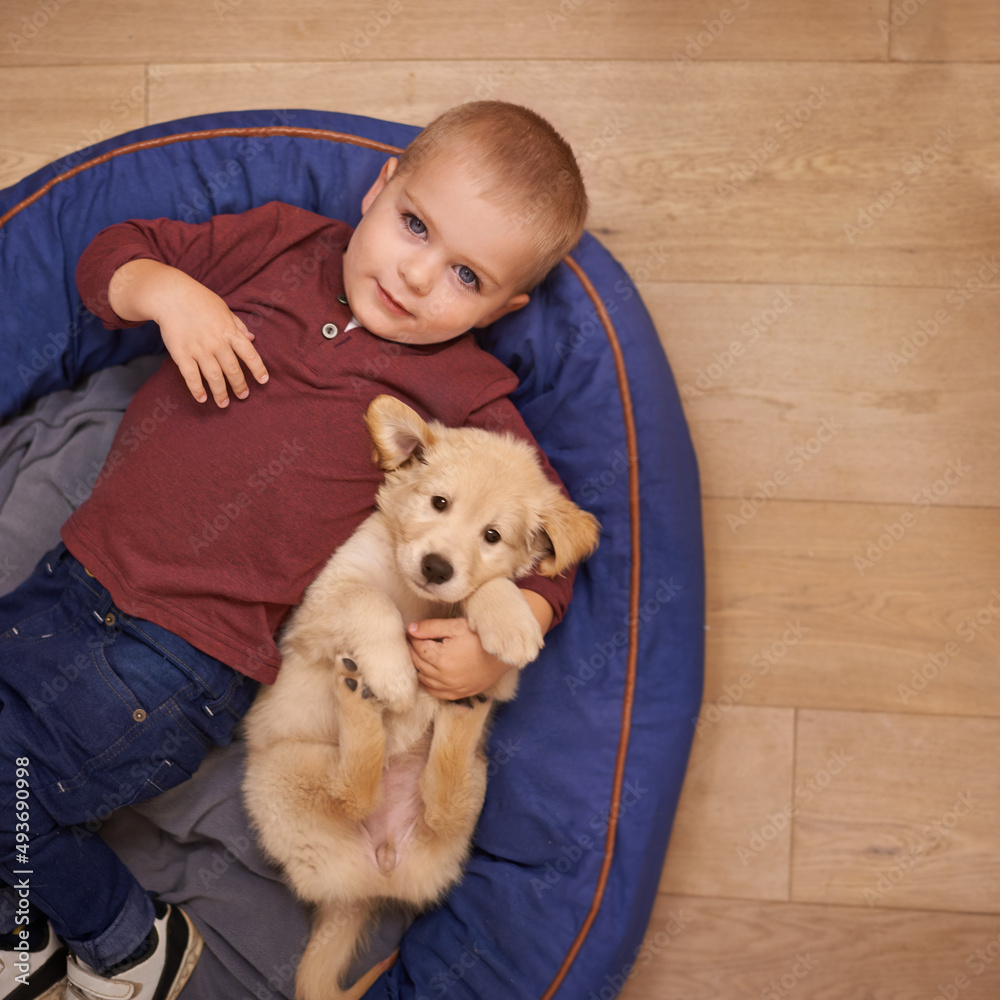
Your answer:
[0,356,161,593]
[0,361,401,998]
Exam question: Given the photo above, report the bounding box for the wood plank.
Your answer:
[792,710,1000,915]
[644,280,1000,508]
[144,60,1000,289]
[659,707,793,901]
[0,67,147,191]
[619,894,1000,999]
[0,0,885,65]
[698,499,1000,720]
[889,0,1000,62]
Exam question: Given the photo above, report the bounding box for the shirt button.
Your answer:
[337,293,349,306]
[322,323,339,339]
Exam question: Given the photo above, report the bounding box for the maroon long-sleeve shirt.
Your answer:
[63,201,572,684]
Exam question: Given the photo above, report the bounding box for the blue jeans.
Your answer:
[0,545,257,972]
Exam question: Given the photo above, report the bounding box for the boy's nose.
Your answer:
[399,254,434,295]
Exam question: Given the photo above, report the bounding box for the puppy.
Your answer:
[242,395,599,1000]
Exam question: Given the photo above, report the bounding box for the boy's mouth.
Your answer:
[375,281,412,317]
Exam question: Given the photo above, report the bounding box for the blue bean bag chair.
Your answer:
[0,109,704,999]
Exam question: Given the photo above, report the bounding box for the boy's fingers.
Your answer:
[197,356,231,408]
[174,357,209,404]
[408,619,464,640]
[230,331,269,386]
[219,353,250,401]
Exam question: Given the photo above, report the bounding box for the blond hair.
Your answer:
[396,101,588,290]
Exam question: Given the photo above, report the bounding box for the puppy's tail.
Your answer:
[296,901,384,1000]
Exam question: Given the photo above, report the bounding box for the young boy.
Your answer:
[0,101,587,1000]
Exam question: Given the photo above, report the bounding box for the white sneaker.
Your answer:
[66,903,202,1000]
[0,921,66,1000]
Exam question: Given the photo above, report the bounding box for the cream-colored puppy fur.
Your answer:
[242,395,599,1000]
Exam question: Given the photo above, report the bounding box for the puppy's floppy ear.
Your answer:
[530,489,601,578]
[364,395,435,470]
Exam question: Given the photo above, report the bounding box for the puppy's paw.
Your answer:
[465,578,544,669]
[336,657,382,710]
[348,641,419,713]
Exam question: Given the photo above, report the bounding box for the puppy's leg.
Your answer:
[419,697,491,840]
[464,577,544,680]
[330,657,388,821]
[292,582,419,713]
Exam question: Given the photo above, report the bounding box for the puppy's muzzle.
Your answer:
[421,553,453,585]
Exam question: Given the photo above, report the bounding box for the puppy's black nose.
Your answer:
[421,553,453,585]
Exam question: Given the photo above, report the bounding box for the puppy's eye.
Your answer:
[484,528,501,544]
[431,496,448,511]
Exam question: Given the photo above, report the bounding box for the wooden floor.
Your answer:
[3,2,999,997]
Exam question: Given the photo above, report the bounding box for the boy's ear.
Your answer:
[473,293,530,328]
[361,157,399,216]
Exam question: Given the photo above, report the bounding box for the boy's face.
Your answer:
[342,154,532,344]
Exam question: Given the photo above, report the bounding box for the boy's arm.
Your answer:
[77,203,334,406]
[106,258,267,407]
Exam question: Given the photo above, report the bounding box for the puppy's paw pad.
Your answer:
[336,658,385,712]
[447,693,491,714]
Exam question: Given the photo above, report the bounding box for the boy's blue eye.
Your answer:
[406,215,426,236]
[457,265,478,287]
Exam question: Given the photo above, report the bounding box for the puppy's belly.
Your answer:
[361,739,430,874]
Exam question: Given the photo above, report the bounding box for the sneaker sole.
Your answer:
[163,911,203,1000]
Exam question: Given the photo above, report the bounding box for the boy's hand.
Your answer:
[109,259,269,407]
[407,618,516,700]
[407,591,554,700]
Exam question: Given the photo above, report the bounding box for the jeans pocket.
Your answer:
[0,549,88,646]
[43,701,209,828]
[121,615,257,744]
